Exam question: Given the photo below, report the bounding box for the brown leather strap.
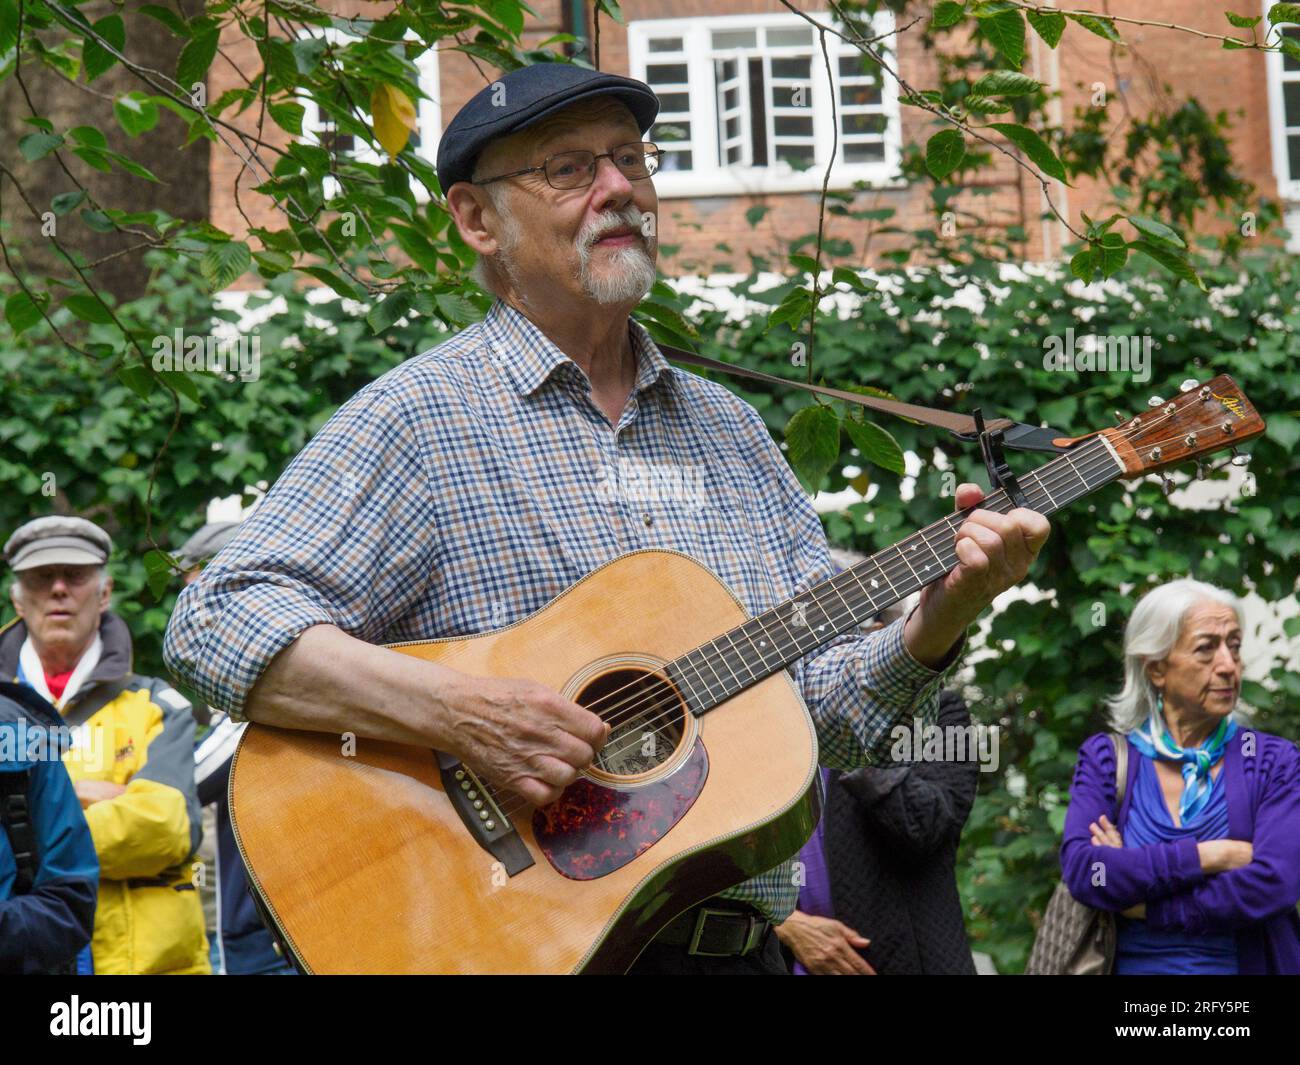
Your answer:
[656,342,1017,438]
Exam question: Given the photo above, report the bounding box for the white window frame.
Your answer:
[628,11,902,199]
[1264,16,1300,201]
[298,27,441,200]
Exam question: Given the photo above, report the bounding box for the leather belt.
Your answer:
[653,903,773,957]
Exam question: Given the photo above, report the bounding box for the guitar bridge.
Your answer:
[435,752,534,877]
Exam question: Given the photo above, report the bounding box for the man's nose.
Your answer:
[590,155,636,210]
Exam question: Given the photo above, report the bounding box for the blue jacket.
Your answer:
[0,682,99,974]
[195,713,293,974]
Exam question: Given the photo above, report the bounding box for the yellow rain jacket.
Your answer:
[0,612,209,974]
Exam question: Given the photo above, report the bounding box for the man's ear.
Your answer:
[446,181,502,257]
[9,580,24,620]
[98,572,113,614]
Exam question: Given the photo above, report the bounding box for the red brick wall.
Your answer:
[206,2,1285,282]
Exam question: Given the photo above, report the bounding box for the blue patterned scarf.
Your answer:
[1127,702,1236,824]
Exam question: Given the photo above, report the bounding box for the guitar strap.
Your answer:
[654,341,1075,456]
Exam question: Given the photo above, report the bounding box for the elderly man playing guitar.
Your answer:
[165,65,1049,975]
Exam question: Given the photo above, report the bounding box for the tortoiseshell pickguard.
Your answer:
[532,740,709,881]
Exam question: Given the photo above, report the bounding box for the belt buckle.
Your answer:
[687,907,766,957]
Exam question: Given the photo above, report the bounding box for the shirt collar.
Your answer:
[481,298,679,401]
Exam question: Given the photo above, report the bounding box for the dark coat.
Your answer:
[822,690,980,974]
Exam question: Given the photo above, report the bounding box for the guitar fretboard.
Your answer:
[664,434,1124,714]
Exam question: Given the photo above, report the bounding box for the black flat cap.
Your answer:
[436,64,660,191]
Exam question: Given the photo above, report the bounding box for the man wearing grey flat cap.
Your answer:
[2,515,209,974]
[166,63,1048,974]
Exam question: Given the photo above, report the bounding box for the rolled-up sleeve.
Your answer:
[163,381,441,719]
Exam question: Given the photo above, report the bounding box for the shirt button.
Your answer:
[643,512,653,527]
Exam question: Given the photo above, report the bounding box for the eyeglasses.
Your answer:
[18,565,101,591]
[473,141,663,191]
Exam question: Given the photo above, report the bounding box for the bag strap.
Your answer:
[0,769,37,895]
[1109,732,1129,808]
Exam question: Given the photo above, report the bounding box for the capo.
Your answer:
[973,407,1032,509]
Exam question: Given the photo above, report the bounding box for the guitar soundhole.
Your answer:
[580,668,685,777]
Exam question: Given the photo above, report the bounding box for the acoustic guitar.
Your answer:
[229,375,1263,973]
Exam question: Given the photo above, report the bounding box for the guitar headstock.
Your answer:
[1098,375,1265,477]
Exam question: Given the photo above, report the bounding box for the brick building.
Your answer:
[208,1,1300,278]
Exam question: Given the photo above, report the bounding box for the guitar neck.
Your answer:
[665,434,1125,714]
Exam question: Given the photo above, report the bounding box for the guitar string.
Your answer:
[485,409,1243,816]
[488,411,1235,816]
[582,411,1239,769]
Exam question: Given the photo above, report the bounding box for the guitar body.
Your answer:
[229,549,821,974]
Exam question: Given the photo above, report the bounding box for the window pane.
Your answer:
[659,148,692,171]
[646,63,689,84]
[842,83,882,107]
[768,27,812,48]
[648,37,683,53]
[713,29,757,49]
[771,56,811,80]
[651,121,690,144]
[775,144,814,167]
[1285,28,1300,72]
[656,92,690,113]
[1286,82,1300,126]
[772,84,809,107]
[723,87,738,110]
[843,113,888,136]
[1289,134,1300,182]
[726,116,741,139]
[774,115,813,137]
[844,141,885,163]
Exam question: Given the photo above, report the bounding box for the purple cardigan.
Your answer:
[1061,728,1300,975]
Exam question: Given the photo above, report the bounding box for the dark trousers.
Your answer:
[626,927,788,975]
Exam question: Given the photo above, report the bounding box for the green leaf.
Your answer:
[1129,240,1205,290]
[50,190,87,215]
[831,266,877,292]
[960,95,1013,115]
[268,101,305,136]
[1067,12,1121,41]
[63,292,114,324]
[1264,413,1300,451]
[177,27,219,91]
[114,93,160,137]
[1268,4,1300,24]
[932,2,966,28]
[1126,214,1186,248]
[1097,232,1129,277]
[291,35,328,75]
[926,128,966,179]
[366,290,412,333]
[987,122,1068,182]
[18,131,64,161]
[300,266,364,300]
[784,403,841,491]
[1026,8,1065,47]
[79,208,115,233]
[842,416,905,476]
[117,364,153,399]
[200,241,252,290]
[143,549,175,599]
[1225,11,1262,28]
[82,14,125,82]
[970,71,1040,96]
[745,205,770,227]
[1069,246,1098,283]
[5,291,47,335]
[138,5,191,37]
[1222,38,1250,49]
[766,286,814,332]
[434,292,482,327]
[979,8,1025,66]
[70,125,107,148]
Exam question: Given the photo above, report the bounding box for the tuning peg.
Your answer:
[1230,449,1250,468]
[1180,379,1199,392]
[1114,410,1125,424]
[1147,395,1164,407]
[1162,476,1174,498]
[1195,461,1206,481]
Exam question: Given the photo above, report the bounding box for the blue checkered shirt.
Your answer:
[163,298,957,922]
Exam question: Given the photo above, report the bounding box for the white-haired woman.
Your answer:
[1060,578,1300,974]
